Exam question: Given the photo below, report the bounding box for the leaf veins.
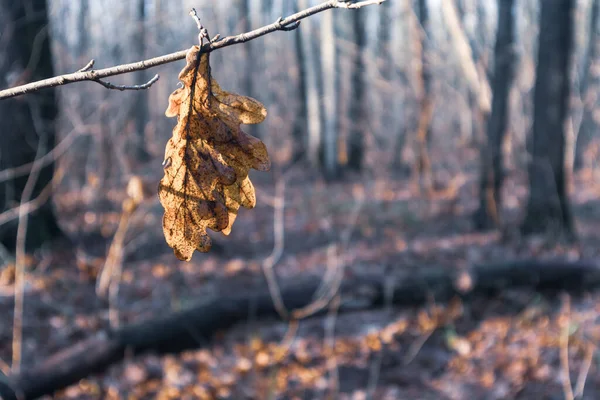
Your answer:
[159,45,270,261]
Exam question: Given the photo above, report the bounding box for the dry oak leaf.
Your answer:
[159,45,270,261]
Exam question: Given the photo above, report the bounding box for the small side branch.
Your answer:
[77,60,95,72]
[94,74,159,91]
[0,0,385,100]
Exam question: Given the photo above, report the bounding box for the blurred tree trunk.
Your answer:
[442,0,491,117]
[521,0,575,238]
[473,0,516,230]
[237,0,252,96]
[129,0,150,163]
[0,0,62,252]
[291,2,308,162]
[377,0,392,83]
[321,10,339,180]
[575,0,600,171]
[414,0,433,194]
[455,0,478,145]
[237,0,257,138]
[377,0,393,150]
[347,9,366,171]
[392,0,415,172]
[297,0,321,167]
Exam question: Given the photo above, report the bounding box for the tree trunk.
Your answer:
[129,0,151,163]
[521,0,575,238]
[575,0,600,171]
[237,0,257,138]
[474,0,516,230]
[441,0,491,116]
[297,0,322,168]
[347,9,366,171]
[321,9,339,180]
[414,0,433,194]
[0,0,62,252]
[377,0,393,151]
[291,2,308,163]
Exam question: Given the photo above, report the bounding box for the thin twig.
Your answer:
[338,0,385,8]
[261,177,288,319]
[324,295,341,399]
[12,102,48,375]
[189,8,210,45]
[403,329,434,366]
[94,74,159,91]
[366,276,395,399]
[0,171,57,227]
[293,188,365,319]
[0,106,86,225]
[560,294,574,400]
[77,59,95,72]
[574,342,595,399]
[0,0,385,100]
[273,319,299,363]
[0,357,10,376]
[0,106,93,183]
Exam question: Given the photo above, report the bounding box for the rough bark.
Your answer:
[474,0,516,230]
[2,260,600,400]
[521,0,575,238]
[0,0,62,252]
[575,0,600,171]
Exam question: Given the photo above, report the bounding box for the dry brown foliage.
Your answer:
[159,45,271,260]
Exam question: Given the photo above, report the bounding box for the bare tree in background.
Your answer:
[321,9,339,180]
[575,0,600,171]
[456,0,481,144]
[236,0,256,138]
[297,0,322,168]
[392,0,415,172]
[236,0,253,97]
[413,0,433,194]
[377,0,393,141]
[0,0,62,252]
[129,0,151,162]
[292,1,308,162]
[441,0,491,128]
[347,8,366,171]
[474,0,516,230]
[521,0,575,237]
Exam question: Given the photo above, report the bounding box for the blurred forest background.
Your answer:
[3,0,600,398]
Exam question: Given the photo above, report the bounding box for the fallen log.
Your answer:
[2,259,600,400]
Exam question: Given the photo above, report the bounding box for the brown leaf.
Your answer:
[159,45,270,260]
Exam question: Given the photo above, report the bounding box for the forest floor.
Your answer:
[2,149,600,399]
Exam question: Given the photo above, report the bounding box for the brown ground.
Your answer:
[2,152,600,399]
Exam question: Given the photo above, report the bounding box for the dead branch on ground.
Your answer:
[1,259,600,400]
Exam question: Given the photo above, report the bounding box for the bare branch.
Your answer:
[94,74,159,91]
[77,60,95,72]
[0,0,385,100]
[189,8,210,45]
[338,0,386,8]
